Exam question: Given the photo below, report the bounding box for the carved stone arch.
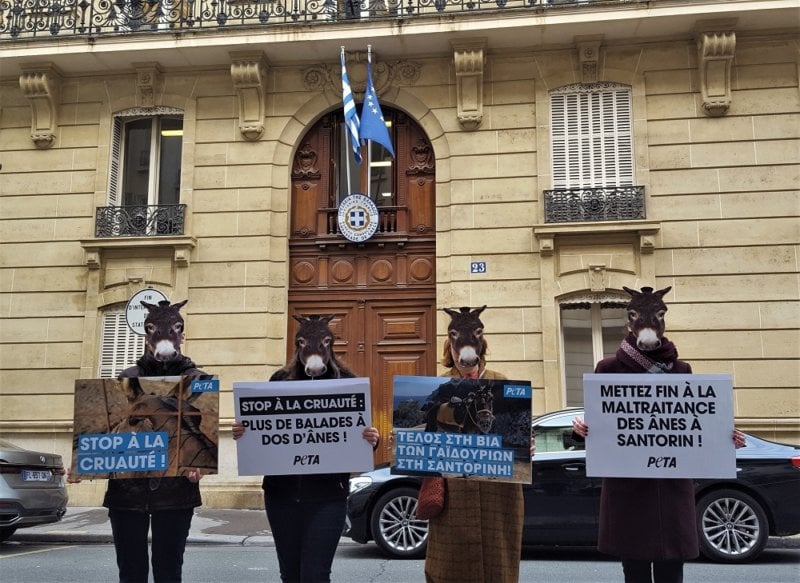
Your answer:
[270,85,451,209]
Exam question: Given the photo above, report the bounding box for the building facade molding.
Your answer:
[576,37,603,84]
[301,53,421,100]
[451,39,486,130]
[19,62,62,149]
[133,62,163,108]
[230,51,269,141]
[696,27,737,117]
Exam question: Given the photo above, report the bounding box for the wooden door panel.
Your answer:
[366,301,435,464]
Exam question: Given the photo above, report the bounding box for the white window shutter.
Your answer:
[98,307,144,378]
[550,83,634,189]
[108,117,123,206]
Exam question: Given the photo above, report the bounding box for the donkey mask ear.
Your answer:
[171,299,188,311]
[654,286,672,299]
[622,286,638,298]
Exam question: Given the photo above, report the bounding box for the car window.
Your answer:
[533,411,586,453]
[535,425,585,453]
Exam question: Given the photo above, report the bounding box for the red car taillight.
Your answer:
[791,456,800,469]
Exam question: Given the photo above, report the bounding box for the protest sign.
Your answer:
[391,375,532,484]
[72,375,219,479]
[233,378,373,476]
[583,373,735,479]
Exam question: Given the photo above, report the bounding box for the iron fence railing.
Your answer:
[543,186,645,223]
[0,0,632,39]
[95,204,186,237]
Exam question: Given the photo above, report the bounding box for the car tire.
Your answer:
[697,488,769,563]
[370,486,429,559]
[0,527,17,542]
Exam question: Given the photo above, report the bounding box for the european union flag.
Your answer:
[341,48,362,164]
[359,53,395,159]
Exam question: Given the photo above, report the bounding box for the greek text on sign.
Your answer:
[337,194,379,242]
[583,373,735,479]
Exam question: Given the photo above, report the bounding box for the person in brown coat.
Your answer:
[424,306,526,583]
[572,286,745,583]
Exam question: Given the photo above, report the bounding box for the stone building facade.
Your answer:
[1,0,798,507]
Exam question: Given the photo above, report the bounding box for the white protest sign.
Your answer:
[233,378,374,476]
[584,373,735,479]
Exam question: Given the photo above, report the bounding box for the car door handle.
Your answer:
[562,464,584,472]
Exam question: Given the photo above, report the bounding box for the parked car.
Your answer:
[0,438,68,542]
[345,408,800,563]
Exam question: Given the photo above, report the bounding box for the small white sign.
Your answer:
[125,288,168,335]
[338,194,379,242]
[234,378,374,476]
[583,373,736,479]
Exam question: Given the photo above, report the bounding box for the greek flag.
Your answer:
[360,51,395,158]
[341,48,362,165]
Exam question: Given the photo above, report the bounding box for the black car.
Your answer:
[345,408,800,563]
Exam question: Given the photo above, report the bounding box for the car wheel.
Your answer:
[0,527,17,542]
[697,488,769,563]
[370,486,428,559]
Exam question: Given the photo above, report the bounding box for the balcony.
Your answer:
[0,0,590,39]
[95,204,186,237]
[543,186,645,224]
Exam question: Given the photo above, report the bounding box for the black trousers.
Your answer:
[265,493,347,583]
[108,508,194,583]
[622,559,684,583]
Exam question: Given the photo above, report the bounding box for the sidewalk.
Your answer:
[10,507,277,546]
[10,507,800,551]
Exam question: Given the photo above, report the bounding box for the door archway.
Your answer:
[288,107,437,464]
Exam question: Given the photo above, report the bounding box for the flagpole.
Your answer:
[366,45,373,199]
[342,46,353,198]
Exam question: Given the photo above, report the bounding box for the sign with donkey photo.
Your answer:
[72,375,220,479]
[391,375,533,484]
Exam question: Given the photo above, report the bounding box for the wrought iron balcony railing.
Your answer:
[95,204,186,237]
[0,0,614,39]
[543,186,645,223]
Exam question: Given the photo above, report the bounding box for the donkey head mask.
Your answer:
[442,305,488,371]
[622,286,672,352]
[142,299,188,362]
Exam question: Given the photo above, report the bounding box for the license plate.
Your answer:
[22,469,52,482]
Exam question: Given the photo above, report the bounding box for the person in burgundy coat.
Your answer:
[572,286,745,583]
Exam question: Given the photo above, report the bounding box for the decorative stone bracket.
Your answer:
[134,62,163,108]
[19,63,62,149]
[577,37,603,84]
[697,29,736,117]
[230,51,269,141]
[452,39,486,131]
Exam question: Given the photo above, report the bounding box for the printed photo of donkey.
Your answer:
[72,375,219,479]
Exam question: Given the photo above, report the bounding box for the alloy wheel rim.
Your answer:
[702,497,760,556]
[379,495,428,552]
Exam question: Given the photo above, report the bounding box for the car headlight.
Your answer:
[349,476,373,494]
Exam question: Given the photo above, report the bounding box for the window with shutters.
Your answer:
[550,83,633,189]
[98,305,144,378]
[96,107,186,237]
[560,299,627,406]
[545,83,644,223]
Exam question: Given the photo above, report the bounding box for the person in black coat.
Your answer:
[72,299,209,583]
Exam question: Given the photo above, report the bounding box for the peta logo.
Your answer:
[647,456,677,468]
[293,454,320,466]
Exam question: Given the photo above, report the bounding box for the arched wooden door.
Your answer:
[288,108,437,465]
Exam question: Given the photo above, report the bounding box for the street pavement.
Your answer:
[9,507,800,550]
